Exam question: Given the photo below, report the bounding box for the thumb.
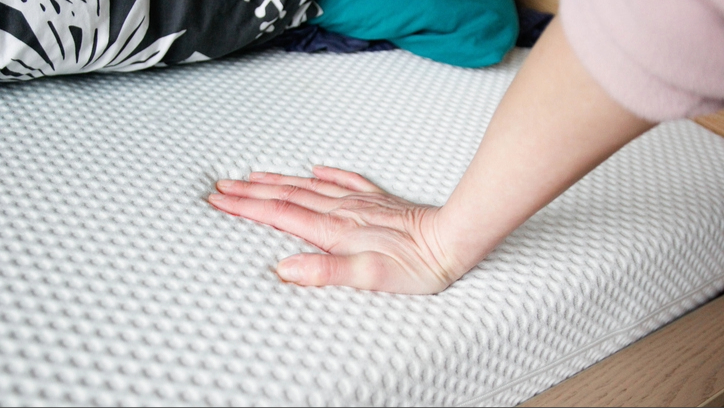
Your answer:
[276,252,386,291]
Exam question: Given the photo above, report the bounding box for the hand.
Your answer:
[208,166,464,295]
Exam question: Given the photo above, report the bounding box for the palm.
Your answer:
[209,166,458,295]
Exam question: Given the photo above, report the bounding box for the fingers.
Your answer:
[277,252,386,292]
[312,166,385,194]
[216,180,339,213]
[208,195,336,249]
[247,172,352,198]
[231,167,385,197]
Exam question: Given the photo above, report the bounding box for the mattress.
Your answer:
[1,48,723,407]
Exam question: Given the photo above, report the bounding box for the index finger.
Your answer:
[209,194,340,251]
[248,172,353,198]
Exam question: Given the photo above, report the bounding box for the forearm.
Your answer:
[435,18,655,274]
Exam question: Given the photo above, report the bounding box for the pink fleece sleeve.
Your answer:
[560,0,724,122]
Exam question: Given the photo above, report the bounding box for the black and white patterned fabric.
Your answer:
[0,0,321,81]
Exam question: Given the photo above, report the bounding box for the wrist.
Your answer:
[431,204,503,275]
[420,207,494,282]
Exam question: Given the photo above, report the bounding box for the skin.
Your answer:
[209,18,656,295]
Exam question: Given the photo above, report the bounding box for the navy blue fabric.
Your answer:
[515,7,554,48]
[263,25,396,53]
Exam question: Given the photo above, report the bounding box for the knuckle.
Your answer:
[306,178,324,192]
[229,180,247,191]
[307,257,335,286]
[278,185,301,201]
[266,199,293,215]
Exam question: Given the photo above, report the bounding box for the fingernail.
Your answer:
[208,194,226,202]
[217,180,234,189]
[277,258,302,282]
[249,172,265,181]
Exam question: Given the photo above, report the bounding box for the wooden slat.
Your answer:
[521,296,724,407]
[695,111,724,138]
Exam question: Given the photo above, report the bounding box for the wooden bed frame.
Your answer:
[513,1,724,405]
[521,295,724,407]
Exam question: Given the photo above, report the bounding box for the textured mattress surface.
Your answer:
[1,48,724,407]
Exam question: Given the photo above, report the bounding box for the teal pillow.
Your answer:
[310,0,519,68]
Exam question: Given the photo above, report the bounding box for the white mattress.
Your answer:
[1,48,724,406]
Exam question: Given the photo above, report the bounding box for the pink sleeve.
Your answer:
[560,0,724,122]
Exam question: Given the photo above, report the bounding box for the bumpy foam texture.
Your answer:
[1,49,724,407]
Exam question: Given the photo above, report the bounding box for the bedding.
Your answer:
[260,25,396,54]
[1,48,724,406]
[265,6,552,56]
[310,0,519,67]
[0,0,320,82]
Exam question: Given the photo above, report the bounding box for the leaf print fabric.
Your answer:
[0,0,321,81]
